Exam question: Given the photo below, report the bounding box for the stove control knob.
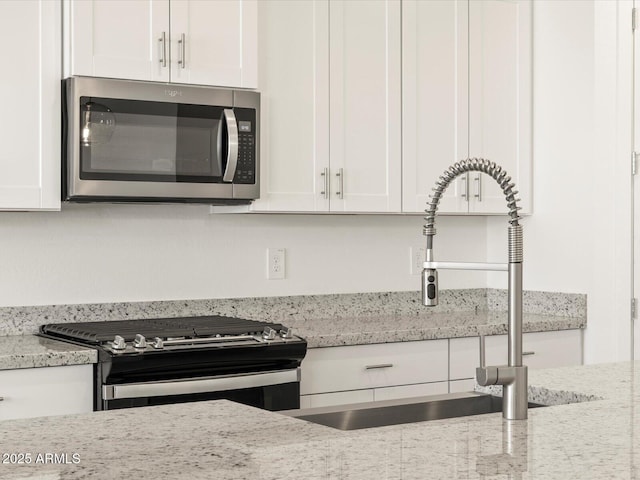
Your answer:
[153,337,164,349]
[280,328,293,339]
[262,327,277,341]
[133,334,147,349]
[112,335,126,350]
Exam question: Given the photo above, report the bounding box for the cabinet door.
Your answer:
[251,0,330,212]
[402,0,469,214]
[65,0,170,82]
[449,330,583,381]
[0,365,93,420]
[300,340,449,395]
[374,381,448,402]
[329,0,402,212]
[468,0,532,214]
[0,0,60,210]
[170,0,257,88]
[300,389,374,409]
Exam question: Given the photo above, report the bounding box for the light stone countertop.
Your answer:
[0,335,96,370]
[288,310,586,348]
[0,361,638,479]
[0,310,584,370]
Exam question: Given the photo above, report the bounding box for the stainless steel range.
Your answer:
[39,316,306,411]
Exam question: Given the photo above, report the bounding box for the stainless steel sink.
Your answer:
[282,392,545,431]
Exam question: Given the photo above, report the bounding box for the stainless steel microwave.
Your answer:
[62,77,259,204]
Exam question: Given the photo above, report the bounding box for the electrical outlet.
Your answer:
[267,248,286,280]
[410,247,426,275]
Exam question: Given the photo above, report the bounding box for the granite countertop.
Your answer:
[0,360,637,479]
[0,310,584,370]
[289,310,586,348]
[0,335,96,370]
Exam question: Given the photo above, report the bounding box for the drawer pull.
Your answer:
[365,364,394,370]
[0,397,4,401]
[522,351,535,356]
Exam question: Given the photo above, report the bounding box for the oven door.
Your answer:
[101,368,301,412]
[63,77,257,203]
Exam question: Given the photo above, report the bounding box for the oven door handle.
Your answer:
[103,368,300,400]
[221,108,239,182]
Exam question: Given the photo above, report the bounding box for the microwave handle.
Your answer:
[221,109,239,182]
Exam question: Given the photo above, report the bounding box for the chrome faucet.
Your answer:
[422,158,527,420]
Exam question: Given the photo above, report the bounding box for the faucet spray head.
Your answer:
[422,243,438,306]
[422,268,438,306]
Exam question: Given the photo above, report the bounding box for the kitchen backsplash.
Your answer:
[0,289,586,336]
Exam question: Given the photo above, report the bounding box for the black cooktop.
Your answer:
[40,315,286,344]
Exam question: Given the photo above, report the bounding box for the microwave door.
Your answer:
[220,109,239,182]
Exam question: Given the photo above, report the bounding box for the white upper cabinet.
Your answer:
[169,0,257,88]
[0,0,60,211]
[402,0,532,215]
[252,0,330,212]
[253,0,401,213]
[468,0,532,214]
[65,0,257,89]
[328,0,402,213]
[402,0,469,214]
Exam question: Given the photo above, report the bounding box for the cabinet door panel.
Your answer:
[374,381,448,402]
[468,0,532,214]
[67,0,169,82]
[329,0,401,212]
[0,0,60,210]
[449,330,583,381]
[300,340,448,395]
[402,0,469,213]
[300,389,375,409]
[0,365,92,420]
[251,0,330,212]
[170,0,257,88]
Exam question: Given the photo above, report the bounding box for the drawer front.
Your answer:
[300,389,375,409]
[449,329,583,381]
[373,381,448,402]
[301,340,448,395]
[0,365,93,421]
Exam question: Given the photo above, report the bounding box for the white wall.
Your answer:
[0,205,486,307]
[487,0,633,364]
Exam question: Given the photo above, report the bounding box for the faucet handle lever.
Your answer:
[479,334,486,368]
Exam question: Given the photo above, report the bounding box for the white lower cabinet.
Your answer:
[449,329,584,382]
[300,340,449,408]
[0,365,93,421]
[300,330,584,408]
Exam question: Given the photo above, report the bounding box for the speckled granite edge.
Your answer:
[0,336,97,370]
[476,384,603,406]
[0,289,585,337]
[487,289,586,317]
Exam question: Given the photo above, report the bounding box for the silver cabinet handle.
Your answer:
[522,351,535,356]
[336,168,344,199]
[365,364,394,370]
[220,109,239,182]
[474,174,482,201]
[460,174,469,201]
[178,33,186,69]
[158,32,167,67]
[320,168,329,199]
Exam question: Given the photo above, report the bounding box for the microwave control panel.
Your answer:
[233,108,256,184]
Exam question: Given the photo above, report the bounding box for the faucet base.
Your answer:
[503,366,528,420]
